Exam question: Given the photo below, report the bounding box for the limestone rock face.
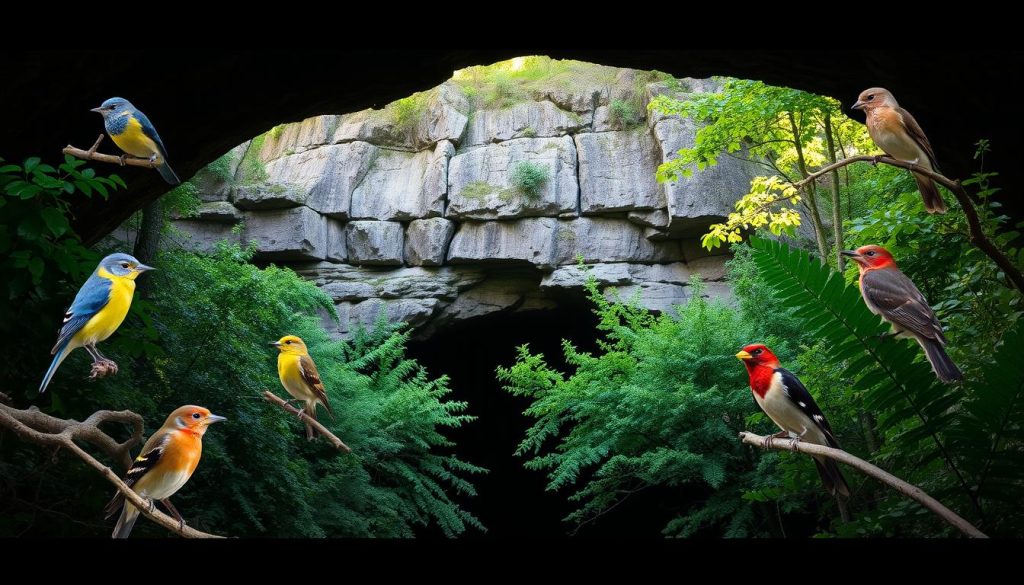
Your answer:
[464,101,584,146]
[167,69,746,338]
[244,206,327,261]
[447,218,558,267]
[405,218,456,266]
[345,221,404,266]
[576,130,663,214]
[264,142,378,219]
[446,136,578,220]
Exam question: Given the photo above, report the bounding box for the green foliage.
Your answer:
[649,79,874,252]
[453,56,619,111]
[499,270,804,536]
[387,93,428,133]
[845,176,1023,372]
[0,155,124,324]
[2,245,485,537]
[268,124,286,140]
[748,236,1024,535]
[609,99,643,129]
[238,134,269,184]
[509,161,549,200]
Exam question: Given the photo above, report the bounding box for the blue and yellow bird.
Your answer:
[91,97,180,185]
[39,253,154,393]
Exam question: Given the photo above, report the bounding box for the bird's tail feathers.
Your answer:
[39,343,72,393]
[814,456,851,499]
[914,174,947,214]
[112,502,140,539]
[104,490,124,519]
[157,162,181,186]
[920,338,963,383]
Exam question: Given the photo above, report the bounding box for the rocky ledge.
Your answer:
[158,67,756,338]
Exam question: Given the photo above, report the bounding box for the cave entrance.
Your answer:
[406,294,677,538]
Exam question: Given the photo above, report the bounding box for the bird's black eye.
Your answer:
[865,250,875,256]
[867,94,875,100]
[192,412,201,419]
[752,348,762,355]
[285,340,291,344]
[120,262,130,268]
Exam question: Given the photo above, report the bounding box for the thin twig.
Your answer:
[739,431,987,538]
[262,390,352,453]
[792,155,1024,294]
[0,400,223,538]
[63,134,159,169]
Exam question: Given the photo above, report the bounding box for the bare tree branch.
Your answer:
[0,400,223,538]
[739,431,987,538]
[262,390,352,453]
[793,155,1024,294]
[62,134,160,170]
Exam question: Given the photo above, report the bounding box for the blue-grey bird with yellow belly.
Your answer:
[39,253,154,393]
[91,97,180,185]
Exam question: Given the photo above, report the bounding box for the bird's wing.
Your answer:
[104,432,170,518]
[134,109,171,161]
[776,368,840,448]
[299,354,334,417]
[896,107,939,171]
[862,269,945,342]
[53,272,112,352]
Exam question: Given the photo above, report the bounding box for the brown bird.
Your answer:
[852,87,947,214]
[843,245,963,383]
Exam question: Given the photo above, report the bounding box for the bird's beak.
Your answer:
[735,350,752,361]
[135,263,156,272]
[206,414,227,424]
[269,341,282,347]
[90,106,104,113]
[840,250,861,259]
[851,100,865,111]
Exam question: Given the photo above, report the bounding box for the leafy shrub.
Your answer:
[509,161,549,200]
[2,244,485,537]
[498,271,801,536]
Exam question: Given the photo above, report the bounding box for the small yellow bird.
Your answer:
[271,335,334,440]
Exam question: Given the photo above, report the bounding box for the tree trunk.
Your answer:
[824,111,845,271]
[132,202,162,300]
[788,112,830,261]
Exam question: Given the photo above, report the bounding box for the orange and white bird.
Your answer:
[271,335,334,440]
[852,87,947,214]
[105,405,226,538]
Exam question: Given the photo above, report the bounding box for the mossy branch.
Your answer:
[739,431,987,538]
[0,399,223,538]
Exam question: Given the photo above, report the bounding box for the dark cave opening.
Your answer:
[406,296,693,538]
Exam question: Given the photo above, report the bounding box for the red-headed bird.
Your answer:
[104,405,226,538]
[843,245,963,383]
[737,344,851,498]
[852,87,947,214]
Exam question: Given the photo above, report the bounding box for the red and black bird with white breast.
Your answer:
[737,343,851,498]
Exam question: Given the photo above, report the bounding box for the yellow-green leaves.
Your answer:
[702,176,802,250]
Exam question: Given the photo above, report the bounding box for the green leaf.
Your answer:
[40,208,70,237]
[23,157,40,173]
